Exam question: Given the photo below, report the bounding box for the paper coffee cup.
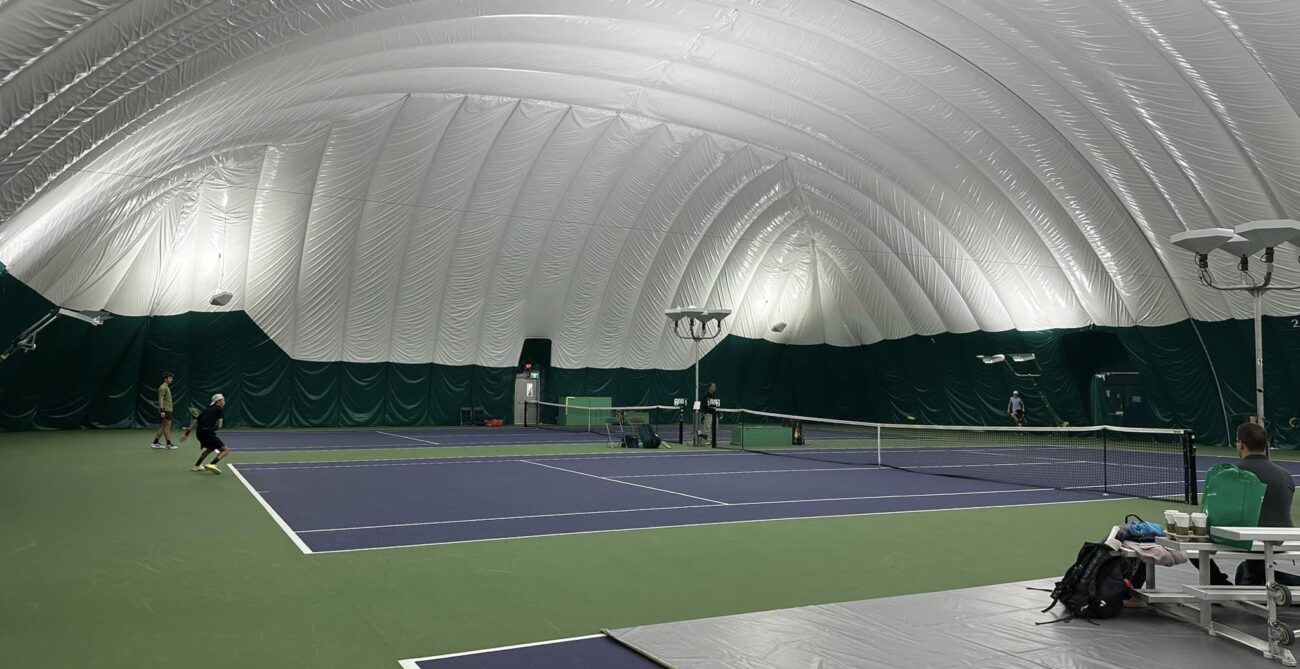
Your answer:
[1164,510,1179,529]
[1190,512,1208,537]
[1172,512,1191,535]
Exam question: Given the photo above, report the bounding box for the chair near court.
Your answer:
[605,412,626,447]
[459,406,487,426]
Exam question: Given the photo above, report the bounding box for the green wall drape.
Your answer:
[3,270,1298,447]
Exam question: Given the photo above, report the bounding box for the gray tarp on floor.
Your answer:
[608,566,1298,668]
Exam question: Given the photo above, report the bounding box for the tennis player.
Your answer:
[1007,390,1026,427]
[151,372,177,449]
[700,382,718,446]
[181,394,229,475]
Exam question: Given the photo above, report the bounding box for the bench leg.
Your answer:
[1200,554,1213,629]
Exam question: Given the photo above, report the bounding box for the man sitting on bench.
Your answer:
[1204,422,1299,586]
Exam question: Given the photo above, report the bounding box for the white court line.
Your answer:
[240,451,741,470]
[1066,479,1185,490]
[320,497,1129,555]
[958,449,1177,472]
[375,431,439,445]
[296,486,1059,534]
[902,460,1096,471]
[521,459,728,505]
[398,634,605,668]
[964,448,1079,463]
[610,466,880,478]
[229,464,313,555]
[238,439,605,452]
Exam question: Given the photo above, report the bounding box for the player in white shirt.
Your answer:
[1007,391,1026,427]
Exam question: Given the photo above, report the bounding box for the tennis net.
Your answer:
[523,401,685,443]
[715,408,1196,503]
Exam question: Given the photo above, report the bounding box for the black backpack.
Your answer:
[635,423,663,449]
[1038,542,1143,624]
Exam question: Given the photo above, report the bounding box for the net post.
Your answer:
[710,411,717,449]
[876,424,881,466]
[1102,427,1109,495]
[1184,430,1197,505]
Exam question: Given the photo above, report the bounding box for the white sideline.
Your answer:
[229,464,314,555]
[397,634,606,668]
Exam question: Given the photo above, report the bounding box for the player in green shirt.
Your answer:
[151,372,177,449]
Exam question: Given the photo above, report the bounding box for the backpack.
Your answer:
[1038,542,1142,624]
[635,423,663,449]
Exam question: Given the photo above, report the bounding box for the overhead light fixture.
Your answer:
[57,308,111,326]
[1217,234,1264,259]
[1169,219,1300,439]
[770,322,787,333]
[1170,228,1238,256]
[665,307,702,328]
[699,308,732,326]
[978,353,1040,377]
[1234,219,1300,250]
[209,290,234,307]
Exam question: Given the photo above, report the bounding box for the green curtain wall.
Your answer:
[2,269,1298,446]
[544,322,1300,449]
[544,330,1089,431]
[0,272,513,430]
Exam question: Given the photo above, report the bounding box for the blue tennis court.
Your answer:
[232,449,1118,553]
[231,448,1300,554]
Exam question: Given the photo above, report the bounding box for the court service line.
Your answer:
[961,449,1175,472]
[375,431,439,445]
[610,466,881,478]
[228,464,314,555]
[520,459,728,505]
[296,485,1061,534]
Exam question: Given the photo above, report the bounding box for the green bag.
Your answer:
[1202,463,1266,550]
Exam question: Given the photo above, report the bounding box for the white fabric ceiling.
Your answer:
[1,0,1298,368]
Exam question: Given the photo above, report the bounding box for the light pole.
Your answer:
[977,353,1065,426]
[1,308,111,362]
[1170,219,1300,444]
[665,306,732,446]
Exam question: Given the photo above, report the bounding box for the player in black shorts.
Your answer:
[181,394,229,475]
